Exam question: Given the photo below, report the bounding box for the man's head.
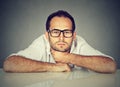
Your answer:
[45,10,76,52]
[46,10,75,32]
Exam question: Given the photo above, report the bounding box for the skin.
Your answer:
[3,16,116,73]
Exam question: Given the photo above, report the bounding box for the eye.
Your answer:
[52,30,59,33]
[51,30,60,34]
[64,31,72,34]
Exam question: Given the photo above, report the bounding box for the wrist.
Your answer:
[47,63,71,72]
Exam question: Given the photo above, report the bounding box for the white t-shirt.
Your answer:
[11,34,113,64]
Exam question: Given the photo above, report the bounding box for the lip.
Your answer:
[57,42,66,46]
[57,44,65,45]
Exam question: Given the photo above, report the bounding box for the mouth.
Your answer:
[56,42,67,48]
[53,42,70,52]
[57,42,66,46]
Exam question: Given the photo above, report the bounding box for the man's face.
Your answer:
[46,16,76,52]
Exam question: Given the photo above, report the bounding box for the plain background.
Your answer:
[0,0,120,68]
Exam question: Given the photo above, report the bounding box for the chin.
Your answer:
[55,48,70,52]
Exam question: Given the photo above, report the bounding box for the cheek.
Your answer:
[65,38,74,45]
[49,37,58,44]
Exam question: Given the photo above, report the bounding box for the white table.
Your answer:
[0,68,120,87]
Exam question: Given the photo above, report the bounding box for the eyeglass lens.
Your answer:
[48,29,73,38]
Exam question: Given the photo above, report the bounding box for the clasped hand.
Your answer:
[50,49,71,72]
[50,49,69,63]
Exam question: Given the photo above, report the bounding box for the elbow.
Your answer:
[3,56,16,72]
[3,59,9,72]
[97,60,117,74]
[110,61,117,73]
[104,58,117,73]
[105,60,117,73]
[3,58,12,72]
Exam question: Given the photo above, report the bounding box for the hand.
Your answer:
[54,63,71,72]
[51,49,69,63]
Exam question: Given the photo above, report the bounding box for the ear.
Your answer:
[45,32,49,40]
[73,32,76,40]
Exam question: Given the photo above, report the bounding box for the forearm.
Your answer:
[3,55,70,72]
[67,54,116,73]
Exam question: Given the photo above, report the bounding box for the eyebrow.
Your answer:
[51,29,73,31]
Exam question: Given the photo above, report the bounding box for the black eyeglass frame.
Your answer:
[47,29,74,38]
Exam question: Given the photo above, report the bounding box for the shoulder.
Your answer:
[28,34,48,48]
[71,35,88,50]
[75,35,87,44]
[31,34,47,44]
[33,34,46,42]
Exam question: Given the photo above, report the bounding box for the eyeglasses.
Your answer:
[48,29,74,38]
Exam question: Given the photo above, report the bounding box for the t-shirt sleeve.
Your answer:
[78,37,114,60]
[9,35,46,61]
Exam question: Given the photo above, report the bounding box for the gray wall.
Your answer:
[0,0,120,68]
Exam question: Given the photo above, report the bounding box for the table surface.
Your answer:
[0,68,120,87]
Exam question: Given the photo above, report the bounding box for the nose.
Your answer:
[59,32,64,41]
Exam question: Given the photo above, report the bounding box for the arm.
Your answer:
[3,55,71,73]
[69,54,116,73]
[51,51,117,73]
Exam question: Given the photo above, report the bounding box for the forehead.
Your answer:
[50,16,72,30]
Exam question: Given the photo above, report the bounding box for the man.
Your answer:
[3,10,116,73]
